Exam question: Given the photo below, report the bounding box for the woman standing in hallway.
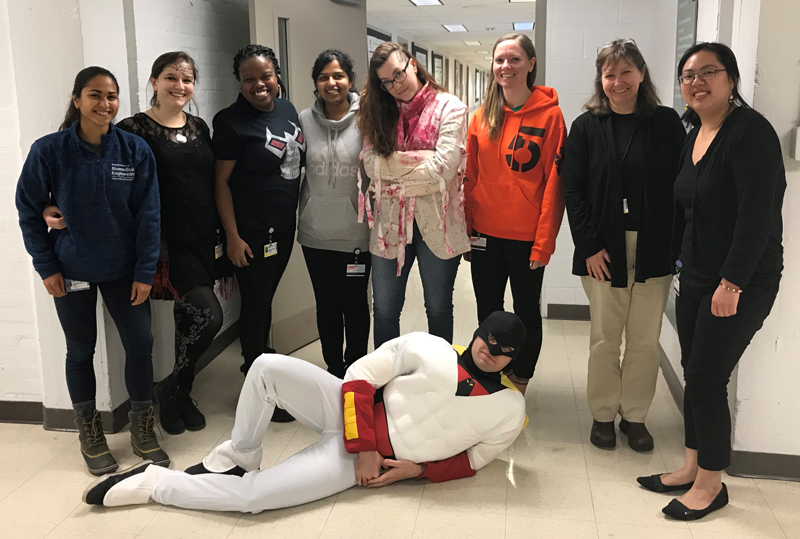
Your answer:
[298,50,370,378]
[464,33,566,394]
[47,52,225,436]
[561,39,685,450]
[213,45,305,422]
[638,42,784,521]
[357,42,470,348]
[16,67,169,475]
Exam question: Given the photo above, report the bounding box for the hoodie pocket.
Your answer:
[299,195,364,241]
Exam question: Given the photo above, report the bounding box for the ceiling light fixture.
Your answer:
[484,56,493,60]
[513,22,534,30]
[476,50,489,54]
[509,0,536,3]
[464,40,481,46]
[409,0,443,5]
[443,24,468,32]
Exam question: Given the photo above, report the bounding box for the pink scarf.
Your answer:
[358,84,453,275]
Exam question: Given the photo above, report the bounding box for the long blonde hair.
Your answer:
[480,33,537,142]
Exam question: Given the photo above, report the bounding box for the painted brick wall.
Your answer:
[543,0,678,312]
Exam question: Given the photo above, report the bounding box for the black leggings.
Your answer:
[469,232,545,379]
[53,274,154,404]
[302,246,371,378]
[235,228,294,369]
[173,285,223,392]
[676,269,779,470]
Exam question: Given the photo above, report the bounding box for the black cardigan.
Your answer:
[671,107,785,288]
[562,106,686,288]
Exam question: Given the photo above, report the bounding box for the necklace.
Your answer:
[148,109,188,142]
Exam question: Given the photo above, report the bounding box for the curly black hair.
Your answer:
[232,44,286,98]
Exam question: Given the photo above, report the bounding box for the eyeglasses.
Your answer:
[380,57,412,91]
[597,38,637,55]
[678,68,726,85]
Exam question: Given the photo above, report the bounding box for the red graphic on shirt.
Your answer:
[506,126,545,173]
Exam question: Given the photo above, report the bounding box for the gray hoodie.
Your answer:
[297,93,369,252]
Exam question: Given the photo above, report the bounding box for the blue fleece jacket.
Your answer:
[16,121,160,285]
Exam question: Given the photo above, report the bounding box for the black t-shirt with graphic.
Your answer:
[213,95,306,232]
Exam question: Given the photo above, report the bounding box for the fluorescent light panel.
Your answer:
[409,0,442,5]
[484,56,493,59]
[513,22,534,30]
[476,50,489,54]
[464,40,481,46]
[443,24,468,32]
[509,0,536,3]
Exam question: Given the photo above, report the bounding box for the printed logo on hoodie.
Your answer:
[306,134,358,180]
[505,126,545,173]
[264,121,307,180]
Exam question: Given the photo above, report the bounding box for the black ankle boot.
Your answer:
[590,420,616,448]
[129,406,170,467]
[74,410,118,476]
[177,390,206,432]
[154,375,184,435]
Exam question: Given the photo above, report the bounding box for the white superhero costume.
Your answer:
[97,332,526,513]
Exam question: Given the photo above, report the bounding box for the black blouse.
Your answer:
[117,113,217,243]
[672,107,785,288]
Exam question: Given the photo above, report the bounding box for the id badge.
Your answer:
[65,279,90,292]
[264,242,278,258]
[346,264,366,277]
[672,273,680,296]
[214,243,223,260]
[470,235,487,251]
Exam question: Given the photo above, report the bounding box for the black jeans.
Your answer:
[676,268,779,470]
[53,274,154,404]
[302,246,371,378]
[235,228,294,370]
[470,232,545,379]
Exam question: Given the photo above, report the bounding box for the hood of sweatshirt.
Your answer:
[297,92,368,252]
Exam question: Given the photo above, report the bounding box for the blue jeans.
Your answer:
[371,222,461,348]
[53,273,154,404]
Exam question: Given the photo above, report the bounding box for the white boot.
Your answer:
[202,439,261,472]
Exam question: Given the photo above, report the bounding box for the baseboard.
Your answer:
[729,450,800,482]
[658,344,684,414]
[1,324,240,432]
[547,303,590,320]
[0,400,43,424]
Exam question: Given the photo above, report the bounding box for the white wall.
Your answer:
[543,0,679,312]
[0,0,44,403]
[730,0,800,457]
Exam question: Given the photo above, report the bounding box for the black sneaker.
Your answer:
[590,420,616,448]
[271,406,296,423]
[74,411,119,476]
[83,461,152,505]
[184,461,246,476]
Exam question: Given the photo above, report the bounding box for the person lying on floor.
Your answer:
[82,311,528,513]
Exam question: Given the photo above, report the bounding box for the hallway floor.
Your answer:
[2,264,799,539]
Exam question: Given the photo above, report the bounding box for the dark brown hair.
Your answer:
[59,66,119,130]
[584,38,660,116]
[480,33,538,142]
[149,51,199,109]
[357,42,446,157]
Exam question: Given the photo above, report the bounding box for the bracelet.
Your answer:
[719,282,742,293]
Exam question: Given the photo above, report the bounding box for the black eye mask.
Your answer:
[473,311,527,361]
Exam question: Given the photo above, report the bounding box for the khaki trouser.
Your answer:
[581,232,671,423]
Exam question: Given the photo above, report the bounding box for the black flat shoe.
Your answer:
[662,483,728,521]
[184,461,246,476]
[590,420,616,448]
[637,474,694,493]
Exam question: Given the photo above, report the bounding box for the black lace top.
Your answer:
[117,112,217,242]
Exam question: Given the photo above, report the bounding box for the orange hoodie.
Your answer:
[465,86,566,264]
